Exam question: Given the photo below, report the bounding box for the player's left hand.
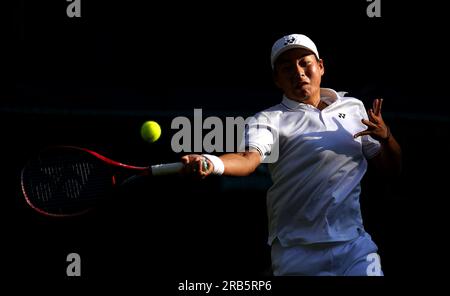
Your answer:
[354,98,390,142]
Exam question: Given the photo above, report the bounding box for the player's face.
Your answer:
[273,48,324,103]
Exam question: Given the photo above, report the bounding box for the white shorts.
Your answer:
[271,231,383,276]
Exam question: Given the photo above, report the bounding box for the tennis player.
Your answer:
[182,34,402,276]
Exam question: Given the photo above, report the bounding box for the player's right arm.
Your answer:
[181,110,273,178]
[181,151,261,178]
[220,151,262,176]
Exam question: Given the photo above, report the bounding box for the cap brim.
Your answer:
[271,45,318,68]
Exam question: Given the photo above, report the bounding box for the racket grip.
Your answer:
[150,162,184,176]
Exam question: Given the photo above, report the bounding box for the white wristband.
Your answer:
[202,154,225,176]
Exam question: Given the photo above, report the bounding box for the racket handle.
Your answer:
[150,162,184,176]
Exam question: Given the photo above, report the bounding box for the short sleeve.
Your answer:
[241,112,279,162]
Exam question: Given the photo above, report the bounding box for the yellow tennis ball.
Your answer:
[140,121,161,143]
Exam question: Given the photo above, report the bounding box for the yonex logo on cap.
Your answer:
[284,37,296,45]
[338,113,346,119]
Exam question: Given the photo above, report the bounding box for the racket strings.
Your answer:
[40,162,94,200]
[23,157,112,209]
[21,147,152,216]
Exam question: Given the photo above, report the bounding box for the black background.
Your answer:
[5,0,449,292]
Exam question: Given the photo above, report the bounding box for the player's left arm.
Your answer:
[354,98,402,176]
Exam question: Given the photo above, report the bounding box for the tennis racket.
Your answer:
[20,146,184,217]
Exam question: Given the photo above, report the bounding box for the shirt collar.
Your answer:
[281,88,344,110]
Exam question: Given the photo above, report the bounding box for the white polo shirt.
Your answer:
[246,88,381,246]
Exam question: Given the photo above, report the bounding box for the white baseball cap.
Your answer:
[271,34,320,69]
